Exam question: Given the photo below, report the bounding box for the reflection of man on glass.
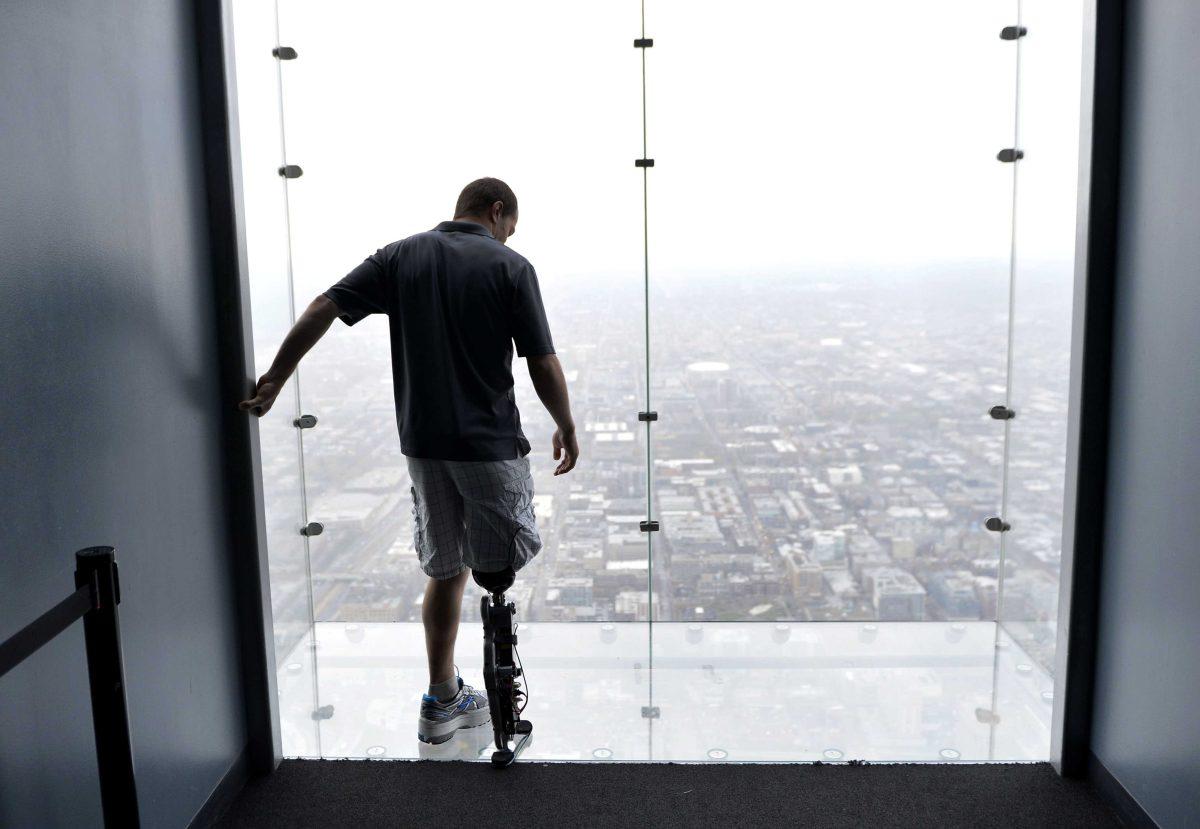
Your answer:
[240,178,578,745]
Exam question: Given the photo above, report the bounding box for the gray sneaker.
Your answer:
[418,677,490,744]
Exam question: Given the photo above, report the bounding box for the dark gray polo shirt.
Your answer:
[323,220,555,461]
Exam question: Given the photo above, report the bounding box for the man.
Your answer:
[239,177,578,745]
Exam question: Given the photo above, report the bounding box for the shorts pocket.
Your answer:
[410,486,428,549]
[500,478,541,570]
[501,478,535,526]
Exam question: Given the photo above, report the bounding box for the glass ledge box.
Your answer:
[232,0,1085,764]
[278,621,1051,763]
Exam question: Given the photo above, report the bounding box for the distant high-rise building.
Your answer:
[614,590,659,621]
[781,545,824,600]
[827,464,863,486]
[925,570,982,620]
[865,567,926,620]
[891,536,917,560]
[546,577,593,608]
[812,529,847,565]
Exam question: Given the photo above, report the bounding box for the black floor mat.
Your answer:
[215,759,1123,828]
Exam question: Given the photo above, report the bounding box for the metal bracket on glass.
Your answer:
[272,46,299,60]
[984,517,1011,533]
[641,705,660,719]
[633,38,654,48]
[294,414,319,429]
[638,410,658,422]
[988,405,1016,421]
[640,520,660,533]
[311,704,334,721]
[996,148,1024,163]
[999,26,1028,41]
[300,521,324,537]
[278,164,304,179]
[635,158,655,168]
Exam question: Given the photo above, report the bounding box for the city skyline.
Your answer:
[232,0,1082,694]
[256,262,1069,679]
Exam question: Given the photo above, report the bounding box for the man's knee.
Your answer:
[425,563,469,583]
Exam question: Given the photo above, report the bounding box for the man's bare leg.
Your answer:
[422,568,471,686]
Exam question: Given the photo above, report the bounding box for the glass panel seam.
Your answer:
[639,0,655,759]
[989,0,1025,762]
[273,0,323,758]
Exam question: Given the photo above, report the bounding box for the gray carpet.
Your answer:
[214,760,1123,828]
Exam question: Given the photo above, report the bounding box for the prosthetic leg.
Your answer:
[472,567,533,767]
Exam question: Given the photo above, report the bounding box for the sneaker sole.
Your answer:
[417,706,491,744]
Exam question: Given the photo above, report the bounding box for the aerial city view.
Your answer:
[257,263,1069,675]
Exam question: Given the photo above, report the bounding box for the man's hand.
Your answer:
[527,353,579,475]
[239,374,283,417]
[237,295,339,418]
[552,427,579,475]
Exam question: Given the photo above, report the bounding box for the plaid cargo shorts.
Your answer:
[406,455,542,580]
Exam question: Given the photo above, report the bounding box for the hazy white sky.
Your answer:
[233,0,1084,323]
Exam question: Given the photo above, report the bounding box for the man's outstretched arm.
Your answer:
[239,294,340,417]
[526,353,579,475]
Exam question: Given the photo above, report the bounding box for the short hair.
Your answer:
[454,177,518,219]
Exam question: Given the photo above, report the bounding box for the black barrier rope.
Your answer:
[0,584,94,679]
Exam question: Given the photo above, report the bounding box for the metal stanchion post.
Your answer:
[75,546,140,828]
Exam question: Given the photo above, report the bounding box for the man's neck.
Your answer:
[452,215,492,233]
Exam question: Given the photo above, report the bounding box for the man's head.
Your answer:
[453,177,518,244]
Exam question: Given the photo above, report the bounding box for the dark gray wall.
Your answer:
[0,1,251,826]
[1091,2,1200,827]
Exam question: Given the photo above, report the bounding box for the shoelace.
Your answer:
[461,678,523,713]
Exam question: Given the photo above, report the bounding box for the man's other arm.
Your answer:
[526,353,579,475]
[238,295,340,416]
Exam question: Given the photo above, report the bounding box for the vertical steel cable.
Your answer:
[639,0,655,756]
[273,0,323,758]
[989,0,1024,762]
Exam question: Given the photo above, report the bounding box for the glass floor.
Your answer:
[277,621,1052,763]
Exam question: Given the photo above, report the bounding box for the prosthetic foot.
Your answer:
[473,567,533,767]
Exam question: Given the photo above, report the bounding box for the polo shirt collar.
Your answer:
[434,220,494,239]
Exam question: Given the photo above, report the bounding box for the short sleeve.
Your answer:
[511,261,555,358]
[323,248,389,326]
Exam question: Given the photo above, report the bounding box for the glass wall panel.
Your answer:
[652,621,998,761]
[1001,0,1084,672]
[993,0,1086,758]
[310,621,653,761]
[230,0,320,756]
[647,1,1017,624]
[236,0,1086,763]
[273,1,646,619]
